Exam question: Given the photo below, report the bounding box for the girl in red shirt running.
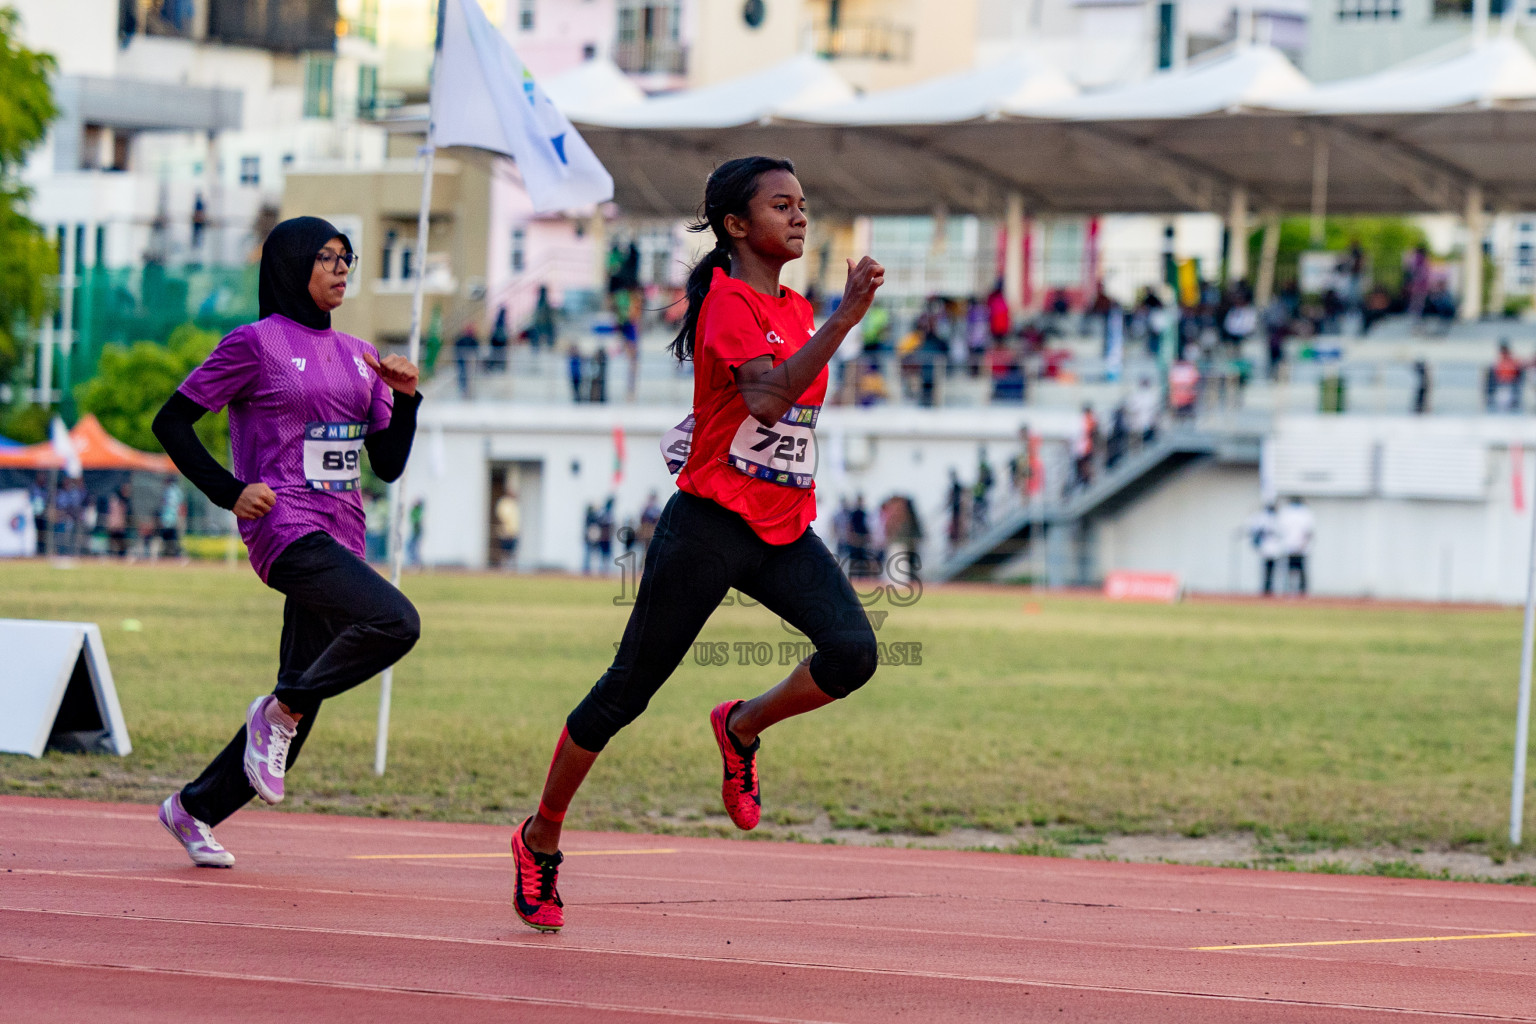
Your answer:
[510,156,885,932]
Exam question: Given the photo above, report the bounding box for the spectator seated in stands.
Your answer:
[988,339,1025,403]
[855,358,890,406]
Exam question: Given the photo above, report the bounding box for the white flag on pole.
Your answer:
[49,416,81,479]
[431,0,614,214]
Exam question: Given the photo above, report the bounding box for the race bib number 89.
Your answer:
[303,421,366,492]
[727,404,818,489]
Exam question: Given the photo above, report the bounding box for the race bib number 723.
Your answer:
[727,404,818,489]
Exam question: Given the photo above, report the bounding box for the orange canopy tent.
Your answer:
[0,415,175,473]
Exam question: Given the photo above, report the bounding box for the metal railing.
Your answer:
[804,19,914,61]
[613,38,688,75]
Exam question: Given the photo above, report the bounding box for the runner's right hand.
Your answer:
[838,256,885,325]
[233,483,276,520]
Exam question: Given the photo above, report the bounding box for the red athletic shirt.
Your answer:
[678,268,826,545]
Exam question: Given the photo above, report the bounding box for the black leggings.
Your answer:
[566,491,877,752]
[180,532,420,826]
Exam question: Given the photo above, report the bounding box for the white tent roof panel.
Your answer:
[1028,45,1312,120]
[558,39,1536,216]
[791,51,1077,125]
[1272,36,1536,113]
[575,55,855,129]
[543,58,645,122]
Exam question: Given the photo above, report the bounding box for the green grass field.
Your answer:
[3,560,1531,860]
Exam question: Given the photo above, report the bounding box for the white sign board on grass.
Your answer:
[0,489,35,556]
[0,619,131,757]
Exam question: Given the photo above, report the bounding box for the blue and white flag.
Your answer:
[430,0,614,213]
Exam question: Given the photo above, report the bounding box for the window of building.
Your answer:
[358,64,379,119]
[352,0,379,42]
[1337,0,1401,18]
[1157,2,1176,67]
[1041,219,1086,287]
[95,225,107,267]
[511,228,526,273]
[382,229,398,280]
[303,54,335,120]
[582,42,597,59]
[519,0,535,30]
[239,155,260,186]
[207,0,336,53]
[1517,220,1535,288]
[53,225,65,330]
[1431,0,1506,15]
[615,2,685,74]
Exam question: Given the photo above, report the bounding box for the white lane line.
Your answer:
[1196,932,1536,951]
[4,865,927,900]
[3,907,1534,1022]
[5,803,1534,909]
[7,866,1530,966]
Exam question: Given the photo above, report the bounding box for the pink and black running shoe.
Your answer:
[511,817,565,932]
[709,700,761,831]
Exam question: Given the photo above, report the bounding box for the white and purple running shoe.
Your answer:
[158,793,235,868]
[243,695,295,805]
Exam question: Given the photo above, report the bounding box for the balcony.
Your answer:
[613,38,688,76]
[805,19,913,62]
[207,0,338,54]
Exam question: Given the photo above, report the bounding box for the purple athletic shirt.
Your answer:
[177,314,394,582]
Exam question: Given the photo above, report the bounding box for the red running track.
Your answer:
[2,795,1534,1023]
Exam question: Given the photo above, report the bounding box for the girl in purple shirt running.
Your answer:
[151,217,423,867]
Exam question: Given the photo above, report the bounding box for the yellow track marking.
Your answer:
[351,848,677,860]
[1194,931,1536,951]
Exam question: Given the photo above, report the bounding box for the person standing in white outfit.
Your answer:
[1247,504,1284,596]
[1275,496,1315,595]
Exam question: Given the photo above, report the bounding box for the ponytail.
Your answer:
[668,155,796,363]
[669,244,731,362]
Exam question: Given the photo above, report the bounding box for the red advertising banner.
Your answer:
[1104,571,1182,603]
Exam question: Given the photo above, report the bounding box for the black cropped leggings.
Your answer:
[566,490,878,752]
[180,532,420,826]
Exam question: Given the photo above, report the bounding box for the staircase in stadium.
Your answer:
[930,424,1264,585]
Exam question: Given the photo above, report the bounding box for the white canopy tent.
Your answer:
[793,50,1077,125]
[568,38,1536,219]
[574,54,855,129]
[1032,43,1310,119]
[1270,34,1536,114]
[542,57,645,121]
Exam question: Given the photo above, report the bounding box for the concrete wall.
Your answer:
[404,403,1536,604]
[689,0,805,87]
[1100,415,1536,603]
[10,0,119,76]
[1305,0,1536,82]
[404,401,1080,572]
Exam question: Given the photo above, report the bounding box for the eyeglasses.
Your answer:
[316,251,360,272]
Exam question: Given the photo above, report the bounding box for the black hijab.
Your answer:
[259,216,352,331]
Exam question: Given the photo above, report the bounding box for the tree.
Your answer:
[74,324,230,462]
[0,5,58,387]
[1246,216,1429,296]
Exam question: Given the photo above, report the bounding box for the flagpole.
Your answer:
[1512,445,1536,845]
[375,141,436,778]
